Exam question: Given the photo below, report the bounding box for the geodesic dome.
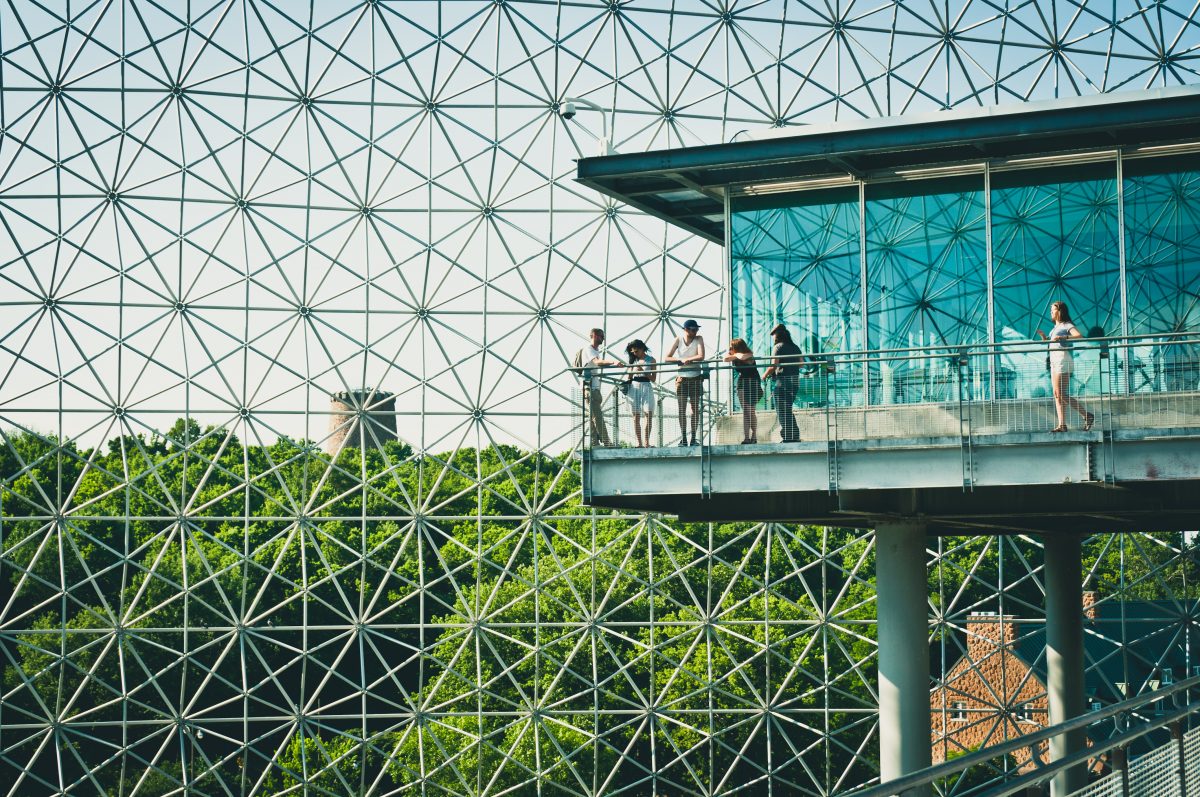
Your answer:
[3,2,1199,794]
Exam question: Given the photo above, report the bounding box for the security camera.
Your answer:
[559,101,576,121]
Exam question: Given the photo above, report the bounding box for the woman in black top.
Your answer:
[763,323,803,442]
[723,338,762,444]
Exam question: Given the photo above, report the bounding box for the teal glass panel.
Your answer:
[731,188,863,401]
[991,164,1120,399]
[865,177,987,403]
[1123,155,1200,393]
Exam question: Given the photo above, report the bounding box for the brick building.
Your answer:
[931,594,1189,769]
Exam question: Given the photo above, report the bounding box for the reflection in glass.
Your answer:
[991,165,1120,398]
[728,155,1199,406]
[732,188,863,406]
[731,188,862,356]
[1123,156,1200,393]
[865,177,987,403]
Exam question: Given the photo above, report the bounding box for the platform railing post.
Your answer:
[826,358,838,493]
[957,348,974,490]
[1099,345,1116,484]
[583,380,593,451]
[1111,745,1129,797]
[657,392,664,448]
[1173,720,1186,797]
[611,384,620,447]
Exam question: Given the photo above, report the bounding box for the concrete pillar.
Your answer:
[876,520,931,795]
[1044,533,1086,797]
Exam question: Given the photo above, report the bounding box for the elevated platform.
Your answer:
[580,340,1200,533]
[585,426,1200,533]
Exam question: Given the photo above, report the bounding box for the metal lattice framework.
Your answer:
[2,2,1200,794]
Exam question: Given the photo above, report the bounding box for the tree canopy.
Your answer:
[2,422,1195,794]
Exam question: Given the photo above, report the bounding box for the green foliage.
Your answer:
[3,423,1193,793]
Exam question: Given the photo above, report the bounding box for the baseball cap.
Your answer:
[682,319,700,330]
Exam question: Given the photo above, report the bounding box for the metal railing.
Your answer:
[838,674,1200,797]
[576,333,1200,478]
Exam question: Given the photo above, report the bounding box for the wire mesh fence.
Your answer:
[576,333,1200,454]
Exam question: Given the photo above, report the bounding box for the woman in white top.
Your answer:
[623,340,657,447]
[1036,300,1094,433]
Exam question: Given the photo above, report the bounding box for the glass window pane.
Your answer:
[730,187,862,364]
[1123,155,1200,393]
[865,177,987,403]
[991,164,1120,399]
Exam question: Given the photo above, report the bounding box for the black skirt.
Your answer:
[737,377,763,407]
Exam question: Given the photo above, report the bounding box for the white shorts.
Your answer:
[1050,354,1073,376]
[625,381,654,414]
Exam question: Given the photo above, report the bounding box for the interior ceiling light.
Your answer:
[738,174,855,195]
[1123,141,1200,159]
[995,149,1119,170]
[889,163,986,179]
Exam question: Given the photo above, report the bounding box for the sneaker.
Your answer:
[679,439,689,447]
[690,438,699,446]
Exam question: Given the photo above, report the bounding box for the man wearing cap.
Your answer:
[665,319,706,445]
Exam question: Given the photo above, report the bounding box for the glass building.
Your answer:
[577,84,1200,797]
[577,87,1200,515]
[722,110,1200,404]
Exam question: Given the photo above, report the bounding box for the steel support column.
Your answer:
[1044,533,1087,796]
[876,520,931,794]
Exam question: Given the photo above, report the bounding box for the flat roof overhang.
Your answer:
[576,86,1200,244]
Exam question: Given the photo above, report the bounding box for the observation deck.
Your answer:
[574,86,1200,794]
[579,336,1200,533]
[574,86,1200,536]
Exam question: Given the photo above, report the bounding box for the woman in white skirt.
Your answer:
[624,339,656,447]
[1036,300,1094,433]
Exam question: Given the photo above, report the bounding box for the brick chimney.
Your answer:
[966,612,1017,657]
[1082,590,1097,622]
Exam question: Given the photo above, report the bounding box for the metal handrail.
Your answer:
[572,331,1200,375]
[838,675,1200,797]
[574,332,1200,455]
